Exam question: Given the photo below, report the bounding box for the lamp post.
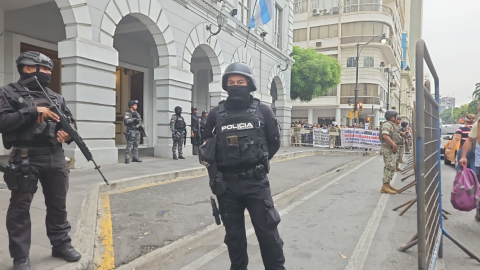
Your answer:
[354,33,387,125]
[385,65,409,111]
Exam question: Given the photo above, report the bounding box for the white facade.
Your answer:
[0,0,294,168]
[292,0,415,127]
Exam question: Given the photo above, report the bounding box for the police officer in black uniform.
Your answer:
[203,62,285,270]
[191,106,201,155]
[200,111,207,143]
[0,52,81,270]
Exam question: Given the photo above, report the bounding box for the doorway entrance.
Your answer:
[114,67,145,145]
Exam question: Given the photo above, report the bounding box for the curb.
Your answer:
[54,149,372,270]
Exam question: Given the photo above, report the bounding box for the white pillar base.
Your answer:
[274,99,292,147]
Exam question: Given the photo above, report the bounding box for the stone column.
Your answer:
[308,108,313,124]
[58,38,118,168]
[154,66,193,158]
[335,108,341,124]
[210,80,228,108]
[275,99,292,147]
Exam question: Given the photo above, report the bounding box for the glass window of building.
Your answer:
[364,56,374,67]
[293,28,308,42]
[310,24,338,40]
[293,0,308,14]
[274,4,283,49]
[347,57,357,67]
[311,0,340,12]
[238,0,251,26]
[341,22,392,39]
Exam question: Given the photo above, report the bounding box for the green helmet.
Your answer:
[384,110,398,121]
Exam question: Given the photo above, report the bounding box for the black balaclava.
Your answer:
[19,66,51,90]
[175,107,182,116]
[226,85,251,101]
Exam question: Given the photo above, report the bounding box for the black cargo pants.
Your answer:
[6,148,71,258]
[217,175,286,270]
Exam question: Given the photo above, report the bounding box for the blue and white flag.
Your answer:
[249,0,275,28]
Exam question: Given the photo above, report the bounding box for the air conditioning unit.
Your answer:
[380,62,385,67]
[312,9,321,15]
[316,42,322,47]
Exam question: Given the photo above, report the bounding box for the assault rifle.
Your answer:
[19,76,109,185]
[132,111,149,145]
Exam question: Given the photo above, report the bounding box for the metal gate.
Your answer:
[414,39,480,270]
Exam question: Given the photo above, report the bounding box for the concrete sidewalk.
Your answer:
[0,146,331,270]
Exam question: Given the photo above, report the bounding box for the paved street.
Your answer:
[112,154,480,270]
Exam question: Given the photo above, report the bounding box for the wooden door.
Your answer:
[130,72,144,144]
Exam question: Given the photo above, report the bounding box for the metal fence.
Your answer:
[415,39,442,270]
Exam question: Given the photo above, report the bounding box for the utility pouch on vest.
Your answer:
[209,172,227,196]
[254,164,267,180]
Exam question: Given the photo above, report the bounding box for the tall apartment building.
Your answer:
[439,97,456,114]
[292,0,416,127]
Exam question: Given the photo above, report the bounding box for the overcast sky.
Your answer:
[422,0,480,107]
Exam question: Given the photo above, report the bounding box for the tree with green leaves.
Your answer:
[290,46,341,102]
[473,83,480,101]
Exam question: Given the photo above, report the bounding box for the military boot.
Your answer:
[396,165,402,172]
[387,183,399,192]
[381,183,396,194]
[173,155,178,160]
[125,159,130,164]
[399,160,406,164]
[13,257,30,270]
[132,158,142,163]
[178,156,185,159]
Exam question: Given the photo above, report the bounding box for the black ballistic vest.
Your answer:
[175,115,186,130]
[2,83,59,148]
[215,99,269,170]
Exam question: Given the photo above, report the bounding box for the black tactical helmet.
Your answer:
[16,51,54,72]
[191,106,197,113]
[222,62,257,91]
[384,110,398,121]
[202,111,207,116]
[174,106,182,113]
[401,121,408,128]
[128,100,138,108]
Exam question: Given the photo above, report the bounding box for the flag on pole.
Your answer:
[249,0,274,28]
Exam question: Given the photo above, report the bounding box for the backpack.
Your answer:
[451,165,480,211]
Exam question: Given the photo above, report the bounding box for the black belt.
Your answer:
[223,169,256,181]
[11,145,61,157]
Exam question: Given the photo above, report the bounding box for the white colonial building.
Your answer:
[0,0,294,167]
[291,0,420,127]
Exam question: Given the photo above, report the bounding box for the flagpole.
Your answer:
[244,0,259,48]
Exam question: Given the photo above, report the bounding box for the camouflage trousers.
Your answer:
[329,135,336,148]
[172,136,184,158]
[397,144,405,162]
[125,129,140,161]
[294,132,301,144]
[382,147,397,184]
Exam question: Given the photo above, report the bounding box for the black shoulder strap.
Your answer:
[8,83,30,97]
[218,101,227,121]
[247,98,260,116]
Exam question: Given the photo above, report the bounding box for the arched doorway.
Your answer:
[98,0,177,161]
[183,23,226,110]
[191,46,214,113]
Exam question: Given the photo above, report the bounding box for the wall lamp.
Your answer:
[206,13,227,42]
[277,52,294,71]
[260,31,267,38]
[230,9,238,16]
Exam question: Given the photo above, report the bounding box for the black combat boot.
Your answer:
[173,155,178,160]
[132,158,142,163]
[13,257,30,270]
[52,246,81,262]
[179,156,185,159]
[125,159,130,164]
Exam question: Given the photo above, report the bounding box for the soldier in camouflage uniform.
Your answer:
[171,106,186,160]
[380,110,400,194]
[328,122,338,149]
[396,118,407,165]
[124,100,142,164]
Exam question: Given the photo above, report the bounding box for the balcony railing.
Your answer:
[340,35,394,50]
[343,4,394,21]
[340,97,381,105]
